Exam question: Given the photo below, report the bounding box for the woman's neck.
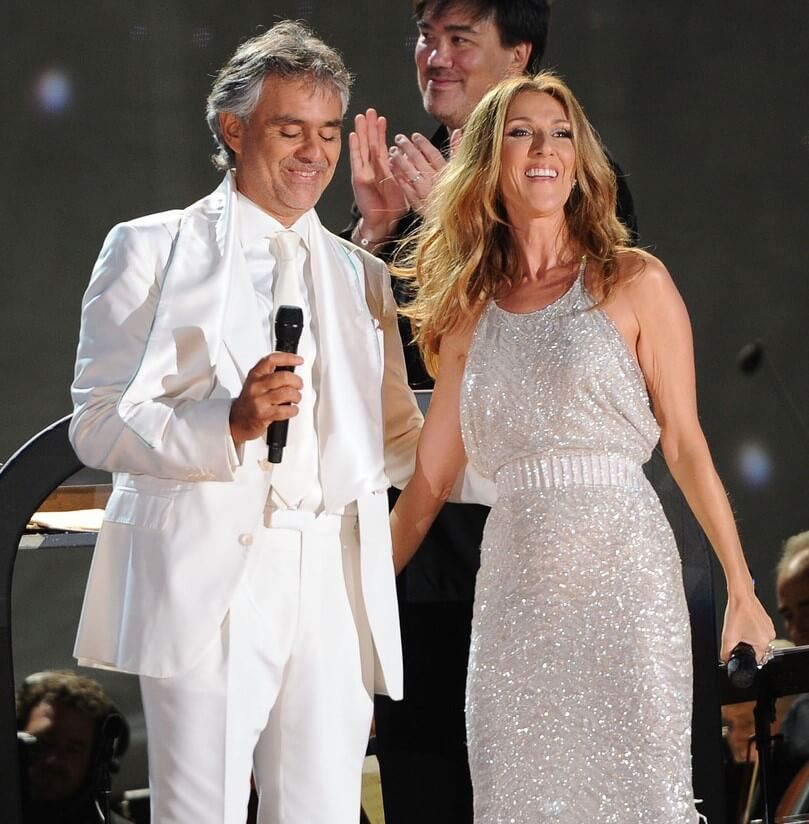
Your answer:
[509,213,577,281]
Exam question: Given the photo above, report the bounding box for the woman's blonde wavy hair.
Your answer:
[397,71,639,377]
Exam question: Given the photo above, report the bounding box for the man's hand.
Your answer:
[229,352,303,446]
[348,108,409,247]
[388,131,448,216]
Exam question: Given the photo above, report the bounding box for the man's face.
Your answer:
[415,3,529,130]
[778,559,809,646]
[220,75,343,226]
[24,701,96,803]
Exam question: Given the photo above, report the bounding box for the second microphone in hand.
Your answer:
[267,305,303,464]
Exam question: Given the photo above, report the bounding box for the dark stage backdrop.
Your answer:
[2,0,808,783]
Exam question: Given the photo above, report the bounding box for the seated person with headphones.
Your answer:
[16,670,130,824]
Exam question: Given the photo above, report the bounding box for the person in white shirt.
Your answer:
[68,20,422,824]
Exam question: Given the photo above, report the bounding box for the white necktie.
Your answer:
[268,230,317,507]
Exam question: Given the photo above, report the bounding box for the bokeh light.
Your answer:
[34,69,73,115]
[736,440,773,490]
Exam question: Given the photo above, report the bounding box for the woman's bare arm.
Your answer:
[390,322,475,574]
[624,254,775,662]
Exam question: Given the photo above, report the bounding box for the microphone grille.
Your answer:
[275,305,303,328]
[737,340,763,374]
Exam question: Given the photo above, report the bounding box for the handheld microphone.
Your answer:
[737,340,764,374]
[726,641,758,689]
[267,305,304,463]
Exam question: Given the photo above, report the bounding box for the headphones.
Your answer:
[17,670,130,821]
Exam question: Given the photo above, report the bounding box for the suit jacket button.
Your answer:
[238,533,253,547]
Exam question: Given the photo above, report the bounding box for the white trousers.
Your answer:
[139,510,375,823]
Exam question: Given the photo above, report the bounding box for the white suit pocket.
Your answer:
[103,487,176,530]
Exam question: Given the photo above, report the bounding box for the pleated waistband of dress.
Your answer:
[494,453,646,492]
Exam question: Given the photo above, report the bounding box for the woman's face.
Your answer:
[498,90,577,222]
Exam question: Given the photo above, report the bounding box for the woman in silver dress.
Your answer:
[390,72,775,822]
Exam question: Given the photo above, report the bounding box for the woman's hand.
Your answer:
[619,255,777,670]
[720,591,776,664]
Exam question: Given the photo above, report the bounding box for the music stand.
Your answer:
[721,645,809,823]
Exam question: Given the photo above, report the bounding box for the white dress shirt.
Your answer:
[236,192,325,513]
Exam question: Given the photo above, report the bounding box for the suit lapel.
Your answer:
[220,246,268,385]
[118,174,265,446]
[307,218,387,511]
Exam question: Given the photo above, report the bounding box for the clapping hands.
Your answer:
[349,107,462,248]
[387,130,447,215]
[348,108,408,246]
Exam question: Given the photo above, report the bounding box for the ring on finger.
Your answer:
[759,642,776,667]
[409,173,424,184]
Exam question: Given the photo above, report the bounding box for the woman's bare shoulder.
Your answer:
[440,304,485,357]
[615,249,681,306]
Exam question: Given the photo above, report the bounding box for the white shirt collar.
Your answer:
[236,191,312,250]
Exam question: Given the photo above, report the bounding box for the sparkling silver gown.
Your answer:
[461,263,700,823]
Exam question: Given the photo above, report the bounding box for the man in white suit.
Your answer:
[69,21,422,824]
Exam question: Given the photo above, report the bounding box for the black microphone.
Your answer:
[726,641,758,689]
[267,305,304,463]
[737,340,764,374]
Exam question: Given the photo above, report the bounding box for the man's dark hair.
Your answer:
[16,670,114,732]
[414,0,551,74]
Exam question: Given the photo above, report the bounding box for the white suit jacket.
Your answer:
[69,175,422,696]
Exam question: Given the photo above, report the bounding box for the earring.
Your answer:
[571,178,578,190]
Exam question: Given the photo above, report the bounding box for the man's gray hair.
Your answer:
[777,529,809,582]
[206,20,352,170]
